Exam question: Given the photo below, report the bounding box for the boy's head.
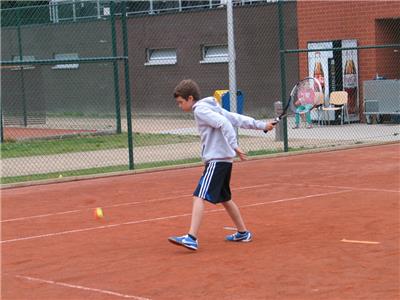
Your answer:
[173,79,200,101]
[173,79,200,112]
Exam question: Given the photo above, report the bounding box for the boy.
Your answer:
[168,79,275,251]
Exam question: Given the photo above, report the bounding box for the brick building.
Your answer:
[296,0,400,118]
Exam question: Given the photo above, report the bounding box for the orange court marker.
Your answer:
[341,238,380,245]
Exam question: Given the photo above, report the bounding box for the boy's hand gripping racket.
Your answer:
[264,77,323,132]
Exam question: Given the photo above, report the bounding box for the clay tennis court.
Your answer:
[2,143,399,299]
[3,127,98,141]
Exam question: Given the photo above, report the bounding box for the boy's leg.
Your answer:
[188,196,204,238]
[168,196,202,251]
[221,200,246,232]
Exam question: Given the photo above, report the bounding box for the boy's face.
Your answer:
[176,95,195,112]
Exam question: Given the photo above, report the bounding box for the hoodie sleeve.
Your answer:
[194,106,239,150]
[221,110,267,130]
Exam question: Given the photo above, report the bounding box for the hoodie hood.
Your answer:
[193,96,220,111]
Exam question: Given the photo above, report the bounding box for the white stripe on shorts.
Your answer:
[199,162,216,199]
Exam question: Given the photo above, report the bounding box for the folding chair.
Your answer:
[322,91,350,125]
[312,92,325,125]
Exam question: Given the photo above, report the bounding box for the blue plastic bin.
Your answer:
[221,90,244,114]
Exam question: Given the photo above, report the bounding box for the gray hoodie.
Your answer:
[192,97,267,163]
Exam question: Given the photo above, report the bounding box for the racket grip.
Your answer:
[264,119,279,133]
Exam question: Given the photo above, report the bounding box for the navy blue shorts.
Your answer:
[193,161,232,204]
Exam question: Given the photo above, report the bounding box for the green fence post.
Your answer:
[17,9,28,127]
[121,1,134,170]
[0,102,3,143]
[278,0,288,152]
[110,1,122,134]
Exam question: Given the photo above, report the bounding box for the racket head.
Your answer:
[291,77,323,111]
[272,77,323,126]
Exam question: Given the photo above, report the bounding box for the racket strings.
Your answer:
[294,78,323,109]
[276,77,323,121]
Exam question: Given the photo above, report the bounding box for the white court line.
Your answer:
[0,182,342,223]
[341,239,380,245]
[0,182,295,223]
[0,212,191,244]
[2,209,84,223]
[275,183,399,194]
[2,184,280,223]
[241,190,351,208]
[12,274,150,300]
[0,190,350,244]
[3,181,398,224]
[0,195,189,223]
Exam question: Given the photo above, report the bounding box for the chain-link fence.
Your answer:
[1,0,399,184]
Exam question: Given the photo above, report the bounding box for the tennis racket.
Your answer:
[264,77,323,132]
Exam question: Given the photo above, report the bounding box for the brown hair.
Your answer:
[173,79,200,101]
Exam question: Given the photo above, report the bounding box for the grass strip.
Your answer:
[1,158,202,184]
[1,132,198,158]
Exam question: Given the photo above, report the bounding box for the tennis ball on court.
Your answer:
[58,174,63,178]
[94,207,104,219]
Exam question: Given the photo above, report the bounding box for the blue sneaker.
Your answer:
[226,231,252,242]
[168,234,198,251]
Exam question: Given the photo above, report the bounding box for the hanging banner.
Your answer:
[307,42,333,103]
[341,40,359,116]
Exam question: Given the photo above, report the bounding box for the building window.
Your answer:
[52,53,79,70]
[200,45,229,64]
[145,48,177,66]
[11,55,35,70]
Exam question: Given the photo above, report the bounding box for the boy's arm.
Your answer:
[195,107,239,150]
[235,147,247,161]
[222,110,274,131]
